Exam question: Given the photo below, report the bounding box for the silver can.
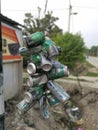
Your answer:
[16,99,33,114]
[27,75,48,87]
[47,81,70,104]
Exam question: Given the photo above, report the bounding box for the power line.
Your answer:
[73,5,98,9]
[2,8,68,12]
[2,9,37,12]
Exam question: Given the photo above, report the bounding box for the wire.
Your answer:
[2,8,68,12]
[1,9,37,12]
[73,5,98,9]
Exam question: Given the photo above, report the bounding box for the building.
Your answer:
[1,14,24,100]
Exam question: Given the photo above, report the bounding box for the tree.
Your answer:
[53,32,86,69]
[23,10,62,38]
[89,46,98,56]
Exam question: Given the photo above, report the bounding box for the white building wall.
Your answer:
[3,60,23,101]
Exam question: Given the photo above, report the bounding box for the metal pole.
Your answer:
[68,0,72,32]
[0,0,5,129]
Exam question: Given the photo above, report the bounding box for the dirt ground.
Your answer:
[4,76,98,130]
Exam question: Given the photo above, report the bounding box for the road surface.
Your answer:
[86,56,98,68]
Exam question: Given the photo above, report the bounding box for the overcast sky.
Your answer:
[1,0,98,48]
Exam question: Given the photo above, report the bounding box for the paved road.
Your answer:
[86,56,98,68]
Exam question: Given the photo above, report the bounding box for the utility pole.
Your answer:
[68,0,77,32]
[38,7,41,19]
[0,0,5,129]
[68,0,72,32]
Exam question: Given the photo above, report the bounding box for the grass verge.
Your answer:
[86,72,98,77]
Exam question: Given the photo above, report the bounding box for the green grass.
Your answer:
[84,60,95,68]
[86,72,98,77]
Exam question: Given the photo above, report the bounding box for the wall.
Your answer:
[1,22,23,100]
[3,59,23,100]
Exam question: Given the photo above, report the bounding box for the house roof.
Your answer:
[0,13,25,29]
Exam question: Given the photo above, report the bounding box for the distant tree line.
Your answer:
[87,46,98,57]
[22,10,86,69]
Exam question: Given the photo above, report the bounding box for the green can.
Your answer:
[47,93,60,106]
[47,63,69,80]
[30,54,41,64]
[42,39,54,54]
[25,32,45,48]
[42,39,60,58]
[19,46,42,56]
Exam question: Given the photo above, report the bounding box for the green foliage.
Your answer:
[53,32,86,69]
[23,11,62,38]
[88,45,98,56]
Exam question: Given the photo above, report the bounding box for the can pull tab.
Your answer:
[39,96,50,119]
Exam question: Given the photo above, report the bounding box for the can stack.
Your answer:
[17,32,82,127]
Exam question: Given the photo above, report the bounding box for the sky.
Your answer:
[1,0,98,48]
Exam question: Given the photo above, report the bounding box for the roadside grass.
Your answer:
[83,60,98,77]
[84,60,95,68]
[84,60,98,77]
[86,72,98,77]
